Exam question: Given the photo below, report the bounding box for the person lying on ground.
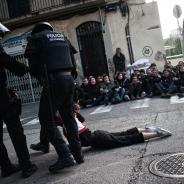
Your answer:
[30,104,172,153]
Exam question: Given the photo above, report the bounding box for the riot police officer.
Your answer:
[0,23,37,178]
[25,22,84,173]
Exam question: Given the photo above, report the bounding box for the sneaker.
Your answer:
[145,125,172,138]
[124,95,130,101]
[157,129,172,138]
[177,93,184,98]
[22,164,37,178]
[161,93,166,98]
[148,92,153,98]
[131,95,136,100]
[136,95,140,99]
[1,164,21,178]
[141,91,146,98]
[49,157,75,173]
[30,143,49,153]
[165,93,172,98]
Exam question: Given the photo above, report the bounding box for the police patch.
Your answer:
[47,33,65,41]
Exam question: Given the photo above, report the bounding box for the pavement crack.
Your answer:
[154,112,158,123]
[127,142,148,184]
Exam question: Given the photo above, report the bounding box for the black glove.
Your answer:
[72,69,78,79]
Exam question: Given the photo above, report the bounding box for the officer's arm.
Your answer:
[0,50,28,77]
[24,36,43,79]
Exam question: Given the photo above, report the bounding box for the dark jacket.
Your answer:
[88,84,100,98]
[113,53,126,72]
[0,43,28,108]
[80,84,91,98]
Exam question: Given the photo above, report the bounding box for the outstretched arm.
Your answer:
[0,46,28,76]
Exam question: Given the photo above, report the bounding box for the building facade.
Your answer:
[0,0,165,103]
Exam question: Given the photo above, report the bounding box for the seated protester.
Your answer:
[99,75,115,105]
[150,63,157,72]
[128,76,145,100]
[134,69,141,79]
[79,78,91,108]
[150,63,162,76]
[159,70,176,98]
[173,65,184,94]
[88,77,102,106]
[96,75,104,87]
[30,103,172,152]
[88,75,94,82]
[164,61,175,72]
[114,72,130,102]
[139,69,152,97]
[174,61,184,75]
[130,69,140,80]
[146,68,162,96]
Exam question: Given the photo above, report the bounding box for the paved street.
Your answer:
[1,96,184,184]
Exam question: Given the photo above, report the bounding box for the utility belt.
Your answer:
[48,71,71,79]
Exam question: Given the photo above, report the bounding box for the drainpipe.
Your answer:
[120,1,134,65]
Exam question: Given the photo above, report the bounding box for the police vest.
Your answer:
[33,31,74,72]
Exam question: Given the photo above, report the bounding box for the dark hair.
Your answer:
[139,69,145,73]
[150,63,156,67]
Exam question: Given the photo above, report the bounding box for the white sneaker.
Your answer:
[145,125,172,138]
[124,95,130,101]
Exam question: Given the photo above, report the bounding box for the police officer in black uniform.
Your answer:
[0,23,37,178]
[25,22,84,173]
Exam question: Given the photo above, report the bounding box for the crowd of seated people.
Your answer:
[77,60,184,108]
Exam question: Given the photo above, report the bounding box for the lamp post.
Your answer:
[173,5,184,59]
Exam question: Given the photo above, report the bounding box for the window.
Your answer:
[6,0,30,18]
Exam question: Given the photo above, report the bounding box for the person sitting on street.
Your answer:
[114,72,130,102]
[173,65,184,96]
[99,75,115,105]
[96,75,104,87]
[139,69,151,97]
[159,70,176,98]
[146,68,162,97]
[128,76,145,100]
[79,78,91,108]
[88,77,102,106]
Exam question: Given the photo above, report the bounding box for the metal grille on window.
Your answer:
[6,54,42,104]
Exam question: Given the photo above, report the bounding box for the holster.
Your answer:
[0,88,22,116]
[8,89,22,116]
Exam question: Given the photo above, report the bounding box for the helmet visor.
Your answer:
[0,23,10,34]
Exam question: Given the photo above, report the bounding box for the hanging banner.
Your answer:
[2,31,31,55]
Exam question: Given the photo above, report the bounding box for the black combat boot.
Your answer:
[30,142,49,153]
[49,156,75,173]
[22,164,37,178]
[72,152,85,164]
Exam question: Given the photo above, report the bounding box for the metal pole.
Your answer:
[26,59,35,102]
[177,18,184,59]
[182,20,184,59]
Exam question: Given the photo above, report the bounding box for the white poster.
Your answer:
[2,31,31,56]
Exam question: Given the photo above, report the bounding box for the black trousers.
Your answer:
[80,128,144,149]
[39,74,81,159]
[0,107,31,171]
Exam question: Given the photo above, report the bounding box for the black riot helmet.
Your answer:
[0,23,10,37]
[31,22,54,35]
